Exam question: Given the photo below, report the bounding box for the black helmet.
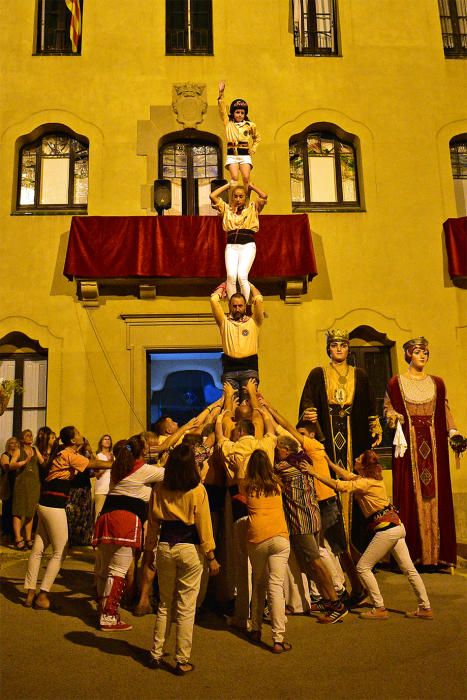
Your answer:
[229,99,248,119]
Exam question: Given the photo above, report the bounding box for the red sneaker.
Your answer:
[100,615,133,632]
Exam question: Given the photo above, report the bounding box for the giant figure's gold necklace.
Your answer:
[330,362,350,405]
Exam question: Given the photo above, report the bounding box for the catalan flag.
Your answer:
[65,0,81,53]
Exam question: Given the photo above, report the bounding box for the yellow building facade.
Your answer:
[1,2,466,544]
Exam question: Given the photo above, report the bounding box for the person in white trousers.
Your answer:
[210,180,267,302]
[24,426,112,610]
[307,450,433,620]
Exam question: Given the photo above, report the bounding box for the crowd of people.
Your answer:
[1,373,436,673]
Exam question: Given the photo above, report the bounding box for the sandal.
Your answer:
[14,539,26,551]
[175,662,195,675]
[26,540,34,550]
[272,641,292,654]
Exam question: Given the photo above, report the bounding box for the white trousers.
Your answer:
[225,242,256,300]
[24,505,69,592]
[356,524,431,609]
[151,543,204,665]
[95,544,134,597]
[248,536,290,644]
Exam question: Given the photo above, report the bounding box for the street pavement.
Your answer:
[1,547,466,700]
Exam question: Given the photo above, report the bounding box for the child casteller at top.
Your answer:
[218,80,261,187]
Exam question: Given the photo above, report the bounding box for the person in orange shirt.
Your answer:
[307,450,433,621]
[243,449,291,653]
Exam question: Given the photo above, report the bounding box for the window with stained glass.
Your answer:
[438,0,467,57]
[17,133,88,212]
[450,135,467,216]
[293,0,338,56]
[166,0,213,55]
[160,140,221,215]
[289,130,359,210]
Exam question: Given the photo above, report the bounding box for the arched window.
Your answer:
[438,0,467,58]
[16,129,88,213]
[289,126,360,211]
[348,326,394,460]
[450,135,467,216]
[0,332,48,445]
[159,132,222,215]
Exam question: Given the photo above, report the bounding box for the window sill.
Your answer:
[292,205,365,213]
[294,51,341,58]
[12,209,88,217]
[165,51,213,56]
[33,52,82,56]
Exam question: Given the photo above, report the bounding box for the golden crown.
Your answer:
[403,336,429,352]
[326,329,349,345]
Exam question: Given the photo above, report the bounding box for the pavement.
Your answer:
[1,545,466,700]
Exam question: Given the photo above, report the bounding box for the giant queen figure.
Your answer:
[384,337,458,567]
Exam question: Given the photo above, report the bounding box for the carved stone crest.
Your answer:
[172,83,207,128]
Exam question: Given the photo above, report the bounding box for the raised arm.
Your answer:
[210,181,230,207]
[210,288,226,328]
[215,410,227,445]
[222,382,236,437]
[249,282,264,326]
[265,402,305,447]
[249,183,268,213]
[217,80,229,126]
[257,406,275,436]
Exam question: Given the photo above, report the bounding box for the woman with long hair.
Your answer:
[93,434,166,631]
[94,434,113,521]
[307,450,433,620]
[23,426,111,610]
[243,449,291,653]
[9,429,43,550]
[210,180,267,302]
[147,444,220,674]
[35,427,56,483]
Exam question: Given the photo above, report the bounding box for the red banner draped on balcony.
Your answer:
[443,217,467,281]
[64,215,317,280]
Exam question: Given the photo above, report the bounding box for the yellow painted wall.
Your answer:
[1,2,466,536]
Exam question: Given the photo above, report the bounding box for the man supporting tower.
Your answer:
[210,282,264,398]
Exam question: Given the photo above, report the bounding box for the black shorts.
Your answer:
[319,496,347,555]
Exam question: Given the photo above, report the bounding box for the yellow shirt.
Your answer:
[218,94,261,154]
[301,435,335,501]
[219,314,259,358]
[145,482,215,554]
[246,491,289,544]
[214,199,260,233]
[221,433,277,483]
[334,477,390,519]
